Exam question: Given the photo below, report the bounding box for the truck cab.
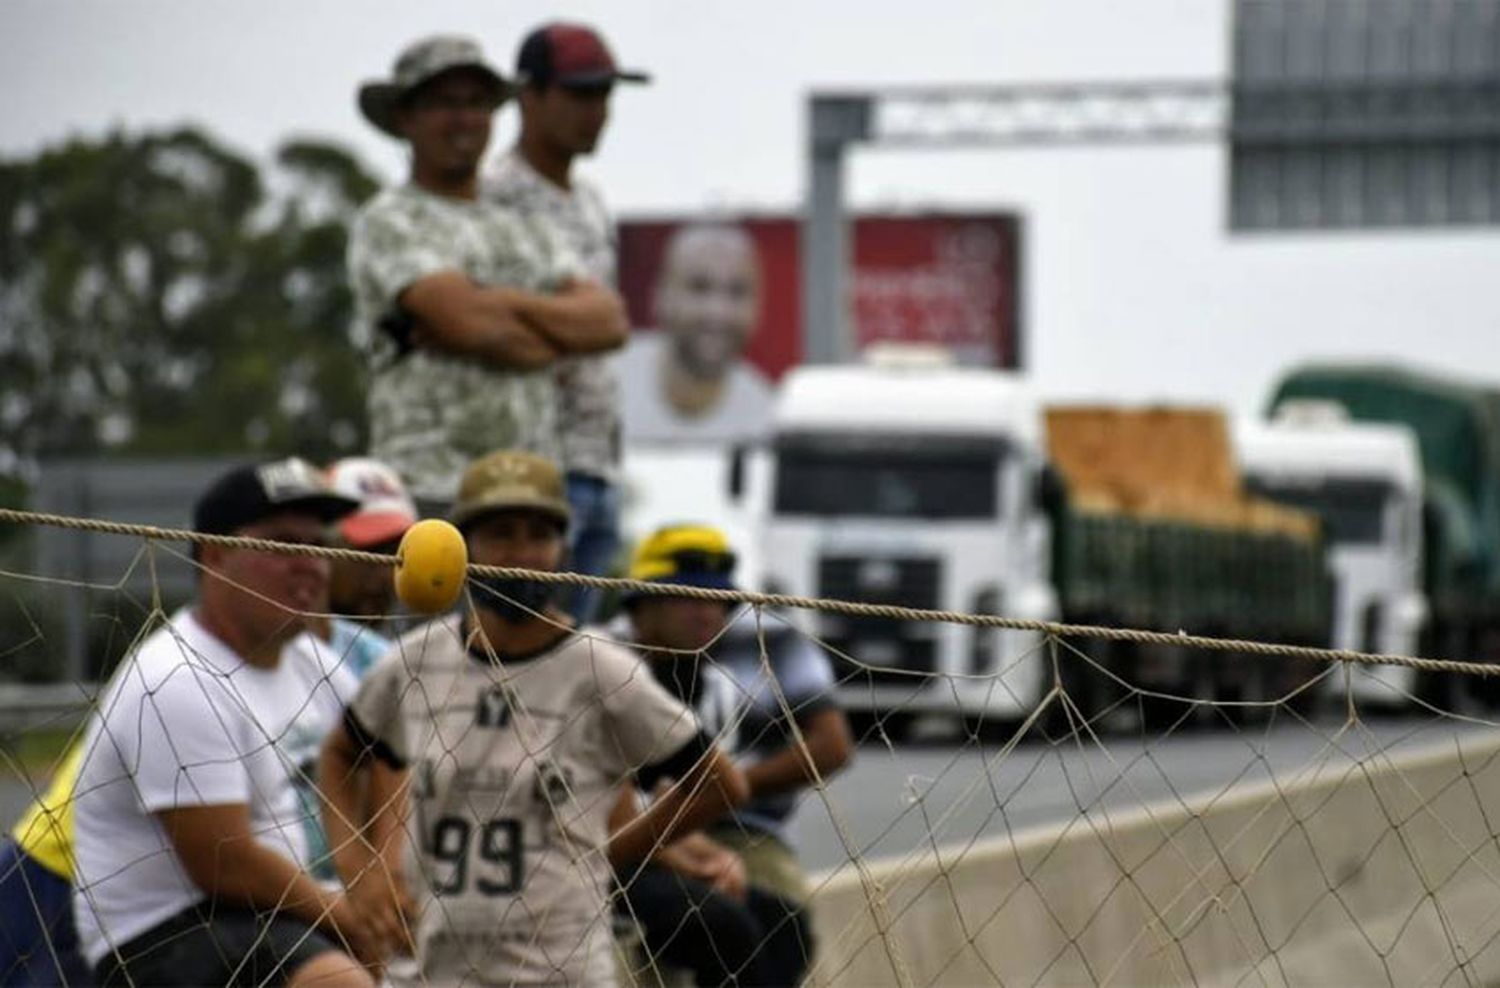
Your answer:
[756,361,1058,722]
[1236,409,1427,705]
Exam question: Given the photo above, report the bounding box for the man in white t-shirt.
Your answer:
[71,458,380,987]
[619,223,774,445]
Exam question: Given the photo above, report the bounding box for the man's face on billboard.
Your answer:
[654,226,761,380]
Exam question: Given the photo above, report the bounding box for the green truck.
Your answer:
[1042,408,1333,727]
[1270,364,1500,706]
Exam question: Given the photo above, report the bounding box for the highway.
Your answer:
[788,712,1492,872]
[4,711,1489,878]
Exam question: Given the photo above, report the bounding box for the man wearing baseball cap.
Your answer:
[320,449,747,986]
[71,459,383,986]
[348,35,630,512]
[487,22,650,625]
[324,457,418,624]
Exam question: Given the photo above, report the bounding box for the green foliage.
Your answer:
[0,127,383,462]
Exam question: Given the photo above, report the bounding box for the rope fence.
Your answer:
[1,505,1489,678]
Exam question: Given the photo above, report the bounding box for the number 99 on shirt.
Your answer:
[430,817,524,896]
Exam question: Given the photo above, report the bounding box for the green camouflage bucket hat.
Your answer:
[358,34,509,138]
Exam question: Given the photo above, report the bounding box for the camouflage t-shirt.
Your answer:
[486,151,621,482]
[345,615,703,987]
[348,183,578,503]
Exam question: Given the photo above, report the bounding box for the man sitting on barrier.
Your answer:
[324,456,421,631]
[618,525,855,985]
[71,458,380,987]
[0,458,417,986]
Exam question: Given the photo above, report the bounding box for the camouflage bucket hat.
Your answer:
[451,450,571,532]
[358,34,509,139]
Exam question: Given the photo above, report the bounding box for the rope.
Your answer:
[1,506,1491,677]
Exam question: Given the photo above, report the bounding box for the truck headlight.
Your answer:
[969,585,1002,675]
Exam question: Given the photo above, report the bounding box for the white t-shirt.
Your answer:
[72,609,356,966]
[280,621,390,882]
[618,333,773,445]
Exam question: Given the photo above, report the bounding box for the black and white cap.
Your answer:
[193,458,357,536]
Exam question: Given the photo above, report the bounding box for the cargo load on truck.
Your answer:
[1040,405,1333,725]
[1045,406,1318,538]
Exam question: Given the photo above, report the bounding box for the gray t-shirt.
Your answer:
[347,183,580,502]
[345,614,703,987]
[486,150,621,482]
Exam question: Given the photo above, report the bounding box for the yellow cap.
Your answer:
[626,524,737,594]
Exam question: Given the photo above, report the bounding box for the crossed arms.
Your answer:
[396,272,629,370]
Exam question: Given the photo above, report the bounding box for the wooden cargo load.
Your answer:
[1045,405,1320,542]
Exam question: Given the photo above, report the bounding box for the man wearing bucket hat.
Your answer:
[319,450,747,986]
[348,35,629,512]
[70,458,381,987]
[487,22,652,625]
[618,524,856,985]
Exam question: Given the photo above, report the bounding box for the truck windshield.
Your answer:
[1245,475,1394,546]
[773,434,1003,519]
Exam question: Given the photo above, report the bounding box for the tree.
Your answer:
[0,127,383,463]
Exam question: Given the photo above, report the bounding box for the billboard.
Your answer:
[615,212,1022,445]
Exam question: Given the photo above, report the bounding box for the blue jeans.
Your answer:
[564,472,621,625]
[0,839,90,986]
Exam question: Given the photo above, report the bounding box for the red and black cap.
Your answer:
[516,23,650,89]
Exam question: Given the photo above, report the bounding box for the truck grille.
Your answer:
[818,556,941,684]
[824,630,936,684]
[818,556,940,609]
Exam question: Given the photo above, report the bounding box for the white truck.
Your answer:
[738,360,1060,728]
[1235,408,1428,707]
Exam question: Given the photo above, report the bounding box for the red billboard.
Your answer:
[615,212,1022,444]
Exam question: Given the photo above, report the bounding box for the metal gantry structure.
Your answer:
[802,76,1500,363]
[802,80,1230,364]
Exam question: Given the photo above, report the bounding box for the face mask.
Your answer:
[473,573,554,623]
[649,652,705,704]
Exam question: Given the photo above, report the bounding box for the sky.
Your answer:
[3,0,1497,419]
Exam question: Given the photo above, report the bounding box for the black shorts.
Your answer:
[94,903,339,987]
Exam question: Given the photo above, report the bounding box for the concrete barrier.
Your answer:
[807,731,1500,986]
